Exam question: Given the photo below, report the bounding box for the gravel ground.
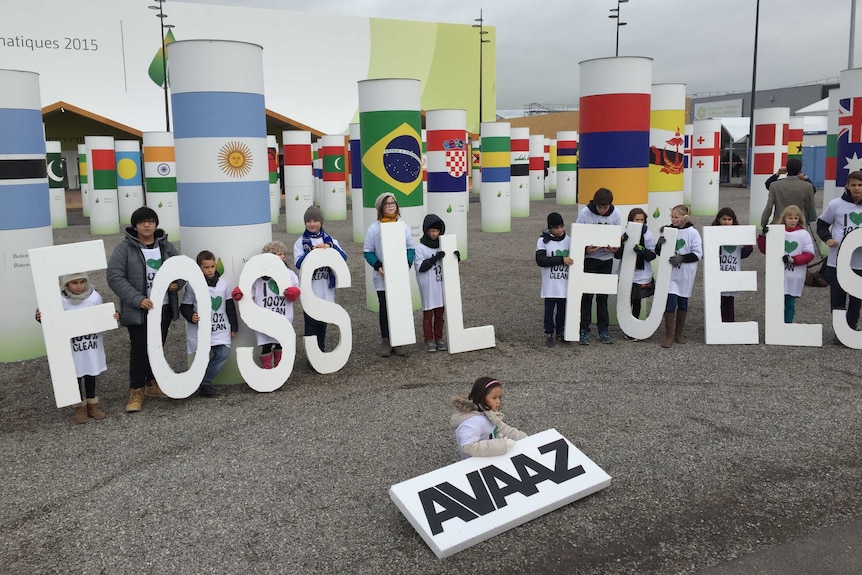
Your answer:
[1,187,860,575]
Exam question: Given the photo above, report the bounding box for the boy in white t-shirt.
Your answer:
[180,251,237,397]
[536,212,574,347]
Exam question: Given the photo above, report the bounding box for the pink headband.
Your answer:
[485,379,499,389]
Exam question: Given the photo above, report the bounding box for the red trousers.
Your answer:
[423,307,444,341]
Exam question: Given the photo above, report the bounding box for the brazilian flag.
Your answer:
[359,110,423,209]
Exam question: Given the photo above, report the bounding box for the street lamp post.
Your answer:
[472,9,491,126]
[608,0,629,57]
[149,0,174,131]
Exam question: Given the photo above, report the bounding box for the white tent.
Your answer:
[795,97,828,116]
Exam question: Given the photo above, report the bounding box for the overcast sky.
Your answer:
[176,0,860,110]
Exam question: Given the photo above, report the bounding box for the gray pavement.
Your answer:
[1,187,860,574]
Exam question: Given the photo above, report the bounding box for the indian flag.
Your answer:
[143,144,176,193]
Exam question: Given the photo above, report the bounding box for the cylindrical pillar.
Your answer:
[312,142,321,207]
[426,109,469,259]
[509,127,530,217]
[115,140,144,226]
[823,88,840,206]
[169,40,272,383]
[787,116,804,163]
[421,128,428,207]
[320,134,347,220]
[142,131,180,240]
[267,135,280,224]
[749,107,790,226]
[84,136,120,235]
[648,83,686,231]
[836,68,862,198]
[543,138,551,194]
[358,78,424,310]
[579,56,652,216]
[479,121,511,233]
[46,140,67,228]
[555,130,578,205]
[549,139,557,191]
[528,134,544,201]
[77,144,89,217]
[683,123,693,205]
[349,123,364,242]
[282,130,313,234]
[0,69,52,361]
[471,138,481,193]
[691,119,722,216]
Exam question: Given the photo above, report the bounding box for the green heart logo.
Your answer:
[675,239,686,251]
[785,240,798,253]
[849,212,862,226]
[725,246,737,253]
[553,249,570,257]
[267,279,279,294]
[211,296,222,311]
[146,258,162,270]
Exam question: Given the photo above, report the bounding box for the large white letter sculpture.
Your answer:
[441,234,495,353]
[299,248,352,373]
[617,222,676,340]
[834,227,862,349]
[147,255,212,399]
[764,224,822,346]
[29,241,118,407]
[381,222,417,347]
[564,224,622,341]
[703,225,759,344]
[235,253,297,392]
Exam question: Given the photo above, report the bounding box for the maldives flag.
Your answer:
[92,149,117,189]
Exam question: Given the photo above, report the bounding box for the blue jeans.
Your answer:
[543,298,567,335]
[665,294,689,313]
[203,345,230,385]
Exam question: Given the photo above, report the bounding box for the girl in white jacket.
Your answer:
[450,377,527,459]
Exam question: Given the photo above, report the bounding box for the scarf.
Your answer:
[420,234,440,249]
[301,228,337,288]
[379,214,398,223]
[61,283,94,303]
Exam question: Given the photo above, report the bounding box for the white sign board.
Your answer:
[389,429,611,559]
[693,98,743,120]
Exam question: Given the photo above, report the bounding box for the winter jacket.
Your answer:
[449,393,527,459]
[107,226,180,326]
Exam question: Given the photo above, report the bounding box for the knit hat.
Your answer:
[304,205,324,223]
[261,241,288,255]
[59,272,88,289]
[547,212,564,228]
[374,192,396,211]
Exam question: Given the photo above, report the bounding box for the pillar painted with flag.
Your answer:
[84,136,120,235]
[749,107,790,226]
[115,140,144,226]
[358,78,424,310]
[426,109,469,259]
[683,123,693,204]
[648,83,686,232]
[267,135,280,224]
[823,88,840,206]
[578,56,651,216]
[471,137,481,193]
[0,69,52,361]
[549,139,557,191]
[509,127,530,217]
[836,68,862,201]
[312,141,321,207]
[479,121,511,233]
[77,144,89,217]
[787,116,804,163]
[169,39,272,384]
[349,123,365,242]
[691,119,721,216]
[320,134,347,221]
[283,130,313,234]
[543,138,551,194]
[421,129,428,206]
[142,131,180,240]
[46,140,67,228]
[556,131,578,205]
[528,134,544,201]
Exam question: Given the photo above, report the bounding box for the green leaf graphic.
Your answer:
[148,29,176,88]
[652,208,660,219]
[216,258,225,276]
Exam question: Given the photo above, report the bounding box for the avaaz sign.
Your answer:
[389,429,611,558]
